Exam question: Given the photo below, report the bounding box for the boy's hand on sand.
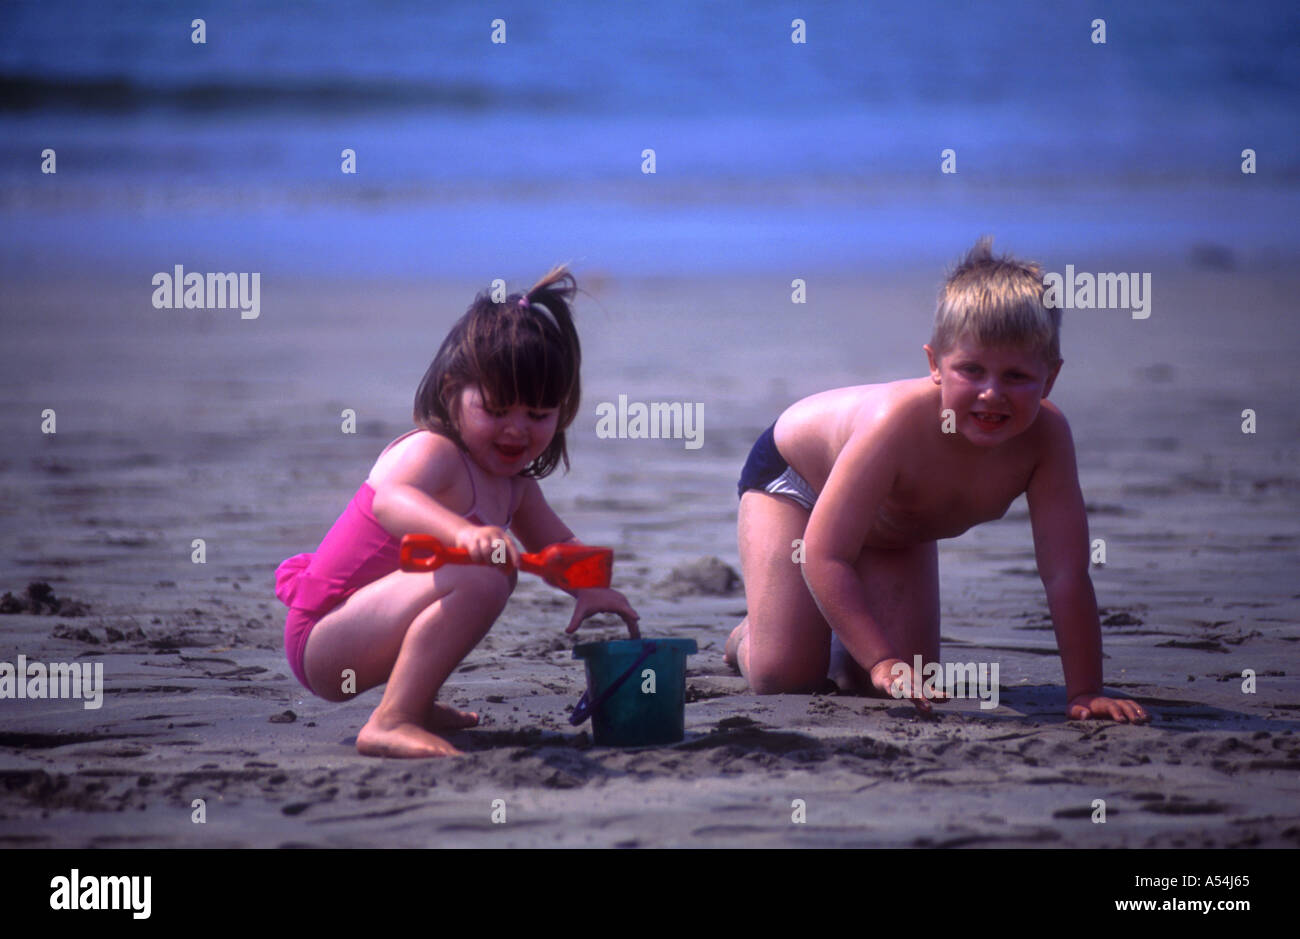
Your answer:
[870,657,946,715]
[565,588,640,638]
[455,525,519,569]
[1068,693,1149,723]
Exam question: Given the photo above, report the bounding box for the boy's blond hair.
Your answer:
[930,236,1060,364]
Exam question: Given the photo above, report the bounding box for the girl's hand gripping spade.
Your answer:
[399,534,613,591]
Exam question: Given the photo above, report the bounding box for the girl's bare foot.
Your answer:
[357,713,463,758]
[724,620,747,671]
[423,701,479,731]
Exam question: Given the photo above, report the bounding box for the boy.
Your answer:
[725,237,1148,723]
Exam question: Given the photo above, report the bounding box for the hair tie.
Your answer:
[522,295,561,332]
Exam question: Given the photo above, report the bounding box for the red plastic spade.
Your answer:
[399,534,613,590]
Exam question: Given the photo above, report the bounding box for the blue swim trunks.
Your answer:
[736,422,818,512]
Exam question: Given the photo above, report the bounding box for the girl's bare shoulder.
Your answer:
[367,429,463,491]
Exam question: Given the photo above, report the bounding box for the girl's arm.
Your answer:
[371,434,510,562]
[508,477,578,553]
[510,477,639,635]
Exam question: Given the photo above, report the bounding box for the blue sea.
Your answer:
[1,0,1297,278]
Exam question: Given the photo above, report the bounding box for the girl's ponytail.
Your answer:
[521,264,581,385]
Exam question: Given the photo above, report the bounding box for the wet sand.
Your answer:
[1,265,1298,847]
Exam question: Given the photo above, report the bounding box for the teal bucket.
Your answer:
[570,639,698,747]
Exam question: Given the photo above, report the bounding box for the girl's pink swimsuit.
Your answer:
[273,436,513,696]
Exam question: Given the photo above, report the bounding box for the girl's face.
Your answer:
[454,385,559,476]
[924,337,1061,447]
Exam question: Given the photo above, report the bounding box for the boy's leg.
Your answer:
[303,564,515,756]
[730,490,831,694]
[830,541,940,693]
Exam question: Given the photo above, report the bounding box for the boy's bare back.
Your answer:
[774,377,1057,548]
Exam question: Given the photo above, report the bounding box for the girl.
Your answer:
[274,267,640,758]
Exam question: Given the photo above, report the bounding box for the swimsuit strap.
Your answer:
[456,446,480,517]
[379,427,423,458]
[456,446,517,528]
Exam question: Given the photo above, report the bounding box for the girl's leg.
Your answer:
[727,490,830,694]
[303,564,515,757]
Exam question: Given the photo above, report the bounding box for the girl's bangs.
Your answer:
[474,335,569,410]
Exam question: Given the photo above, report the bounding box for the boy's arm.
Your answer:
[1027,409,1147,722]
[801,418,903,673]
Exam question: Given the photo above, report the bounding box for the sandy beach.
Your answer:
[1,264,1297,848]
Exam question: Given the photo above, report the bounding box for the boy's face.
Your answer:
[924,337,1061,447]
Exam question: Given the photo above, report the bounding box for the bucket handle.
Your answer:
[569,641,659,726]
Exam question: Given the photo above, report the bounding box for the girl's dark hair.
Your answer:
[413,265,582,478]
